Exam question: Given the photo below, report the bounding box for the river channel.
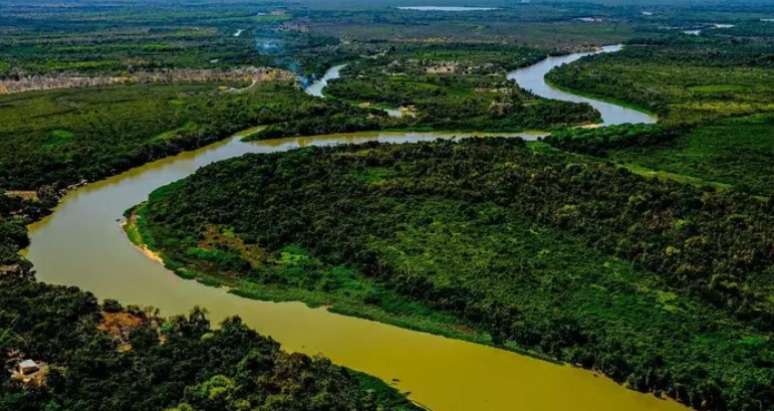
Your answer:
[507,44,656,126]
[26,48,677,411]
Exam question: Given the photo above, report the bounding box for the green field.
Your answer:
[545,34,774,195]
[606,115,774,196]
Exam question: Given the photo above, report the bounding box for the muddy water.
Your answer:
[26,129,685,411]
[508,45,657,126]
[26,48,682,410]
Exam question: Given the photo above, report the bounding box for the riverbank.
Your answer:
[313,44,602,134]
[543,76,658,120]
[0,271,422,411]
[25,130,694,411]
[506,44,657,126]
[123,200,558,361]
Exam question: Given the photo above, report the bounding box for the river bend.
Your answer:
[26,49,678,411]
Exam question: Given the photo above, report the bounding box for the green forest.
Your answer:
[0,82,382,190]
[601,115,774,196]
[323,43,600,131]
[2,0,774,410]
[546,36,774,124]
[135,138,773,411]
[0,271,418,410]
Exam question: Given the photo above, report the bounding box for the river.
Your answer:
[304,64,347,98]
[25,49,682,411]
[304,64,404,117]
[507,45,657,126]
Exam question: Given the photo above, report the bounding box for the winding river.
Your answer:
[507,45,656,125]
[304,64,347,98]
[25,48,679,411]
[305,64,404,117]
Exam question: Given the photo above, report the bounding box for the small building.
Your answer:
[18,360,39,375]
[11,359,48,387]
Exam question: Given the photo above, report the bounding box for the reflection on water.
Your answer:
[508,45,657,126]
[26,129,685,411]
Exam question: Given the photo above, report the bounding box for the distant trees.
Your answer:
[546,36,774,124]
[544,124,685,155]
[0,82,379,190]
[322,43,600,131]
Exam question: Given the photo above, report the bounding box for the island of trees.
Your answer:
[132,138,773,411]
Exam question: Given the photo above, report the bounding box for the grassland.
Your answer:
[606,114,774,196]
[545,34,774,196]
[298,0,643,49]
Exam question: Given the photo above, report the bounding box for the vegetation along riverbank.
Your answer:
[0,270,419,410]
[133,138,773,411]
[545,32,774,196]
[321,43,600,131]
[4,1,774,410]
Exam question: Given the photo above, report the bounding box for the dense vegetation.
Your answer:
[545,34,774,195]
[547,36,774,124]
[4,1,774,410]
[137,139,773,411]
[0,74,406,410]
[602,114,774,196]
[0,0,350,79]
[0,81,381,190]
[0,187,57,273]
[0,271,418,410]
[324,43,600,130]
[544,124,684,156]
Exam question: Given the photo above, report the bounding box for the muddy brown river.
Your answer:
[25,49,681,411]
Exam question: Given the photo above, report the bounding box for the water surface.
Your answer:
[508,45,657,126]
[304,64,346,97]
